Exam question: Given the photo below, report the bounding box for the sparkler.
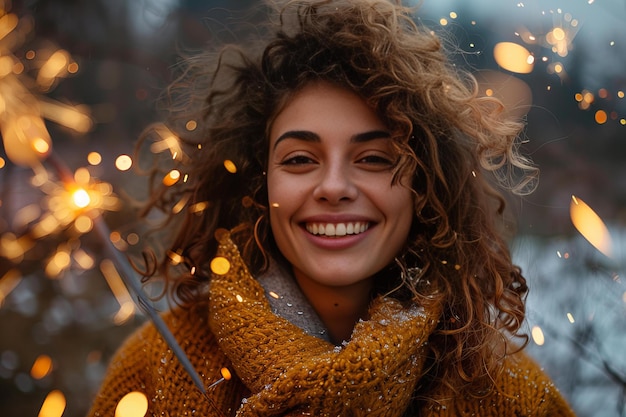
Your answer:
[0,1,208,407]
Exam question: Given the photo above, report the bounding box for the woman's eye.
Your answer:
[357,155,394,165]
[281,155,315,165]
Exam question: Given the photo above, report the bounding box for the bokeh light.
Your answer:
[223,159,237,174]
[87,152,102,165]
[38,390,66,417]
[31,354,53,379]
[115,154,133,171]
[162,169,181,186]
[71,188,91,208]
[493,42,534,74]
[570,195,613,258]
[210,257,231,275]
[531,325,545,346]
[115,391,148,417]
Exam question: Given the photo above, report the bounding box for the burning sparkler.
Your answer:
[0,3,207,414]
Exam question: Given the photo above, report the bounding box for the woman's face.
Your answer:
[267,81,414,291]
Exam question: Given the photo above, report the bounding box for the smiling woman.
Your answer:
[87,1,576,416]
[267,82,414,343]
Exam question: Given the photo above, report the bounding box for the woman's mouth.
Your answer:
[305,222,370,237]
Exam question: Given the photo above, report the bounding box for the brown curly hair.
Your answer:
[136,0,537,407]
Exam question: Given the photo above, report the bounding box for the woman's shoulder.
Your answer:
[472,349,576,416]
[423,349,576,417]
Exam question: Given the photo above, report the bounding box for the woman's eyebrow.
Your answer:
[273,129,390,150]
[351,130,391,143]
[273,130,320,150]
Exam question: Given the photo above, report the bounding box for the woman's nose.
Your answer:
[312,163,358,204]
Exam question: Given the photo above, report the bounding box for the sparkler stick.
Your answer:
[47,152,208,396]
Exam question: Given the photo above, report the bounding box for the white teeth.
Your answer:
[305,222,370,237]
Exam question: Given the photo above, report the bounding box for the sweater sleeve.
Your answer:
[86,306,248,417]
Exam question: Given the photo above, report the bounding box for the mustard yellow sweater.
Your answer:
[87,304,575,417]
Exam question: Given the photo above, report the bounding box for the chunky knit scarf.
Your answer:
[208,231,440,417]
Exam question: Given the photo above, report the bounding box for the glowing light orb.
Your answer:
[493,42,534,74]
[73,167,91,185]
[74,215,93,233]
[210,257,231,275]
[127,233,139,245]
[32,137,50,153]
[531,325,545,346]
[172,195,190,214]
[115,391,148,417]
[87,152,102,165]
[570,195,613,258]
[38,390,66,417]
[72,188,91,208]
[115,154,133,171]
[52,251,72,269]
[162,169,181,186]
[220,367,232,380]
[552,27,566,41]
[185,120,197,131]
[167,250,184,265]
[189,201,209,214]
[31,355,53,379]
[223,159,237,174]
[594,110,608,124]
[67,62,79,73]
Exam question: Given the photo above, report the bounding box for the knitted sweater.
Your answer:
[89,306,573,417]
[88,236,576,416]
[87,304,575,417]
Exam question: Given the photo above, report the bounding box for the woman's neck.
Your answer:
[293,271,373,345]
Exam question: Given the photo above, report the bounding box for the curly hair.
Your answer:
[136,0,537,407]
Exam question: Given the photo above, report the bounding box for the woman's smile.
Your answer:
[304,221,371,237]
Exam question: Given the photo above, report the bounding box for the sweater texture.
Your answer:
[87,234,576,417]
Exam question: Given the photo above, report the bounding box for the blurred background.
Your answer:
[0,0,624,416]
